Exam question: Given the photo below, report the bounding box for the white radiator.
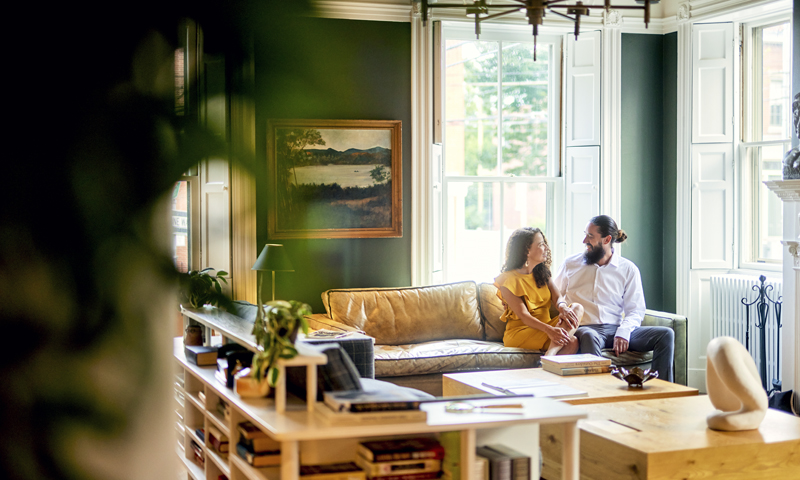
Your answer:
[710,274,783,387]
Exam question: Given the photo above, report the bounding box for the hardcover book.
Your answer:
[237,421,268,440]
[316,402,427,425]
[300,462,366,480]
[185,345,218,366]
[474,446,511,480]
[236,442,281,467]
[323,390,423,413]
[358,437,444,462]
[541,363,612,376]
[539,353,611,369]
[239,435,281,454]
[354,457,441,477]
[484,445,530,480]
[368,472,442,480]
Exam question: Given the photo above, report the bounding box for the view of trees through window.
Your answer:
[443,31,558,282]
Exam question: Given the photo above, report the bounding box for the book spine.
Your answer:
[540,359,611,368]
[355,458,441,476]
[358,446,444,462]
[301,473,367,480]
[544,365,611,375]
[367,471,442,480]
[348,402,420,413]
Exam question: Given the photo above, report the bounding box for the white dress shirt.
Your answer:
[553,249,646,342]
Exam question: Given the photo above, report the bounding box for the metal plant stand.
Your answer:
[741,275,783,393]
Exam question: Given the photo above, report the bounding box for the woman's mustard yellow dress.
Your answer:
[494,270,559,350]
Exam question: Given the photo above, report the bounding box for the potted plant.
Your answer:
[250,300,312,386]
[179,267,230,309]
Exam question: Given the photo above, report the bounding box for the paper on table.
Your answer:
[482,381,587,399]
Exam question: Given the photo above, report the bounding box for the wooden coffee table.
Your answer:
[540,395,800,479]
[443,368,698,405]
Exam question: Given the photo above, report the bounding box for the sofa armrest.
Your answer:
[642,309,688,386]
[306,314,365,334]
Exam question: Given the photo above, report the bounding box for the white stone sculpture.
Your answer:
[706,336,768,431]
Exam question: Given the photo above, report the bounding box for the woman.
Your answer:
[494,227,582,355]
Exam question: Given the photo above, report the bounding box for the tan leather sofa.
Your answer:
[307,281,687,396]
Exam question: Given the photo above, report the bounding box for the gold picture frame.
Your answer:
[267,119,402,239]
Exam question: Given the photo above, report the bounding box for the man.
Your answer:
[553,215,675,382]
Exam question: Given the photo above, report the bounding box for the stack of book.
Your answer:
[235,421,281,467]
[185,345,218,366]
[300,462,366,480]
[540,353,612,376]
[475,445,530,480]
[355,437,444,480]
[208,424,229,456]
[318,390,428,425]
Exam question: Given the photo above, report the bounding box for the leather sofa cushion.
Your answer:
[321,282,483,345]
[373,340,542,377]
[478,283,506,342]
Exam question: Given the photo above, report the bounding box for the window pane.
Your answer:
[756,145,784,261]
[501,43,550,176]
[445,181,549,283]
[445,40,499,176]
[502,182,548,234]
[172,181,190,272]
[756,22,791,141]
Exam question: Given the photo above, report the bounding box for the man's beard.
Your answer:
[583,242,605,265]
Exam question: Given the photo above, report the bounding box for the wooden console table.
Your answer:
[176,306,590,480]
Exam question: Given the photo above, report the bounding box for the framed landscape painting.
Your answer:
[267,119,402,239]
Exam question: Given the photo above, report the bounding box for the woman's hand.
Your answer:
[546,326,570,347]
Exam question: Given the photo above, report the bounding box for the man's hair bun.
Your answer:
[616,229,628,243]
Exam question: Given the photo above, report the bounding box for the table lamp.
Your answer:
[252,244,295,306]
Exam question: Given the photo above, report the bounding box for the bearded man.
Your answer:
[553,215,675,381]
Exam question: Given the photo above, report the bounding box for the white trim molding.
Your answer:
[312,0,411,22]
[410,11,433,287]
[601,15,622,226]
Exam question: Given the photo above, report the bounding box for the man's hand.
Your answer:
[613,337,629,356]
[558,305,580,330]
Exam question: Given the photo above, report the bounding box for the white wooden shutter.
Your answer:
[565,146,600,256]
[691,143,734,269]
[692,23,734,144]
[565,30,601,147]
[200,158,231,278]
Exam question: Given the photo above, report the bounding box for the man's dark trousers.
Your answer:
[574,324,674,382]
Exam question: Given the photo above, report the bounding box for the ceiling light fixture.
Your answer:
[418,0,659,59]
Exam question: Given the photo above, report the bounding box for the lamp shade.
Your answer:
[252,244,294,272]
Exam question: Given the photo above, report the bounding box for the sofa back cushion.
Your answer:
[478,283,506,342]
[321,282,484,345]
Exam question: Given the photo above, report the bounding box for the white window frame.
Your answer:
[737,12,792,271]
[438,22,564,283]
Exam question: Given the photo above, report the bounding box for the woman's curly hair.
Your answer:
[501,227,552,288]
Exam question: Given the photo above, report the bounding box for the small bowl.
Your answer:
[610,366,658,388]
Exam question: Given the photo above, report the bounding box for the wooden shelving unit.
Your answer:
[175,307,588,480]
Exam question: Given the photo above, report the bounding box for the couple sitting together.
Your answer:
[494,215,675,382]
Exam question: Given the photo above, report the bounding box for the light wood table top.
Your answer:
[540,395,800,479]
[443,368,698,405]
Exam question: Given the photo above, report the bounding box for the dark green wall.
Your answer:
[621,34,669,312]
[255,17,412,314]
[661,33,678,313]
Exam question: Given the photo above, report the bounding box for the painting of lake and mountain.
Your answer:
[274,126,395,232]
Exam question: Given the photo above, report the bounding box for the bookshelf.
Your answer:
[174,308,588,480]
